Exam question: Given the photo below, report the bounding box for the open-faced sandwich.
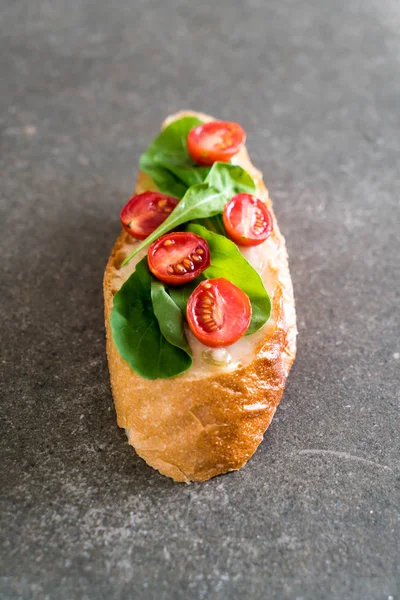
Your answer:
[104,111,297,482]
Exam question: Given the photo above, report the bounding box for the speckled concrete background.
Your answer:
[1,0,399,598]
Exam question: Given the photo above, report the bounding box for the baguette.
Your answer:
[104,110,297,482]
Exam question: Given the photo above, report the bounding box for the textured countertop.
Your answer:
[1,1,399,598]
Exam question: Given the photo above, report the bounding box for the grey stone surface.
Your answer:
[0,0,399,598]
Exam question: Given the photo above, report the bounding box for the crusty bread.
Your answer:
[104,111,297,482]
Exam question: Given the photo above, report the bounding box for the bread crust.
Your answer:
[103,111,297,482]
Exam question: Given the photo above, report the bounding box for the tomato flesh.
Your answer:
[186,278,252,347]
[120,191,179,240]
[223,193,273,246]
[187,121,246,166]
[148,232,210,286]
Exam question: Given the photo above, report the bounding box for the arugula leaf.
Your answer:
[122,162,256,266]
[110,258,192,379]
[192,163,256,236]
[205,162,256,197]
[137,164,188,200]
[194,215,226,237]
[139,116,210,197]
[163,165,211,188]
[151,280,192,355]
[187,224,271,334]
[140,116,203,166]
[168,280,200,314]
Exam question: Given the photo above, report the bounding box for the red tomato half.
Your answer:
[223,193,273,246]
[186,278,252,348]
[187,121,246,166]
[148,232,210,286]
[120,191,179,240]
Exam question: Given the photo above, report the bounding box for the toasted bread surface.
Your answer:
[104,111,297,482]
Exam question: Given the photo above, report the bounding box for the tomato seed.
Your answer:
[174,263,186,274]
[183,258,193,269]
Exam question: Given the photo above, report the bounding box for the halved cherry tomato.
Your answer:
[186,278,252,348]
[187,121,246,166]
[120,191,179,240]
[148,232,210,286]
[223,193,273,247]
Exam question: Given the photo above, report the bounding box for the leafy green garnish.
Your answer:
[187,224,271,334]
[122,162,256,266]
[151,280,192,356]
[139,116,211,198]
[205,160,255,197]
[110,258,192,379]
[195,215,226,237]
[168,280,200,314]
